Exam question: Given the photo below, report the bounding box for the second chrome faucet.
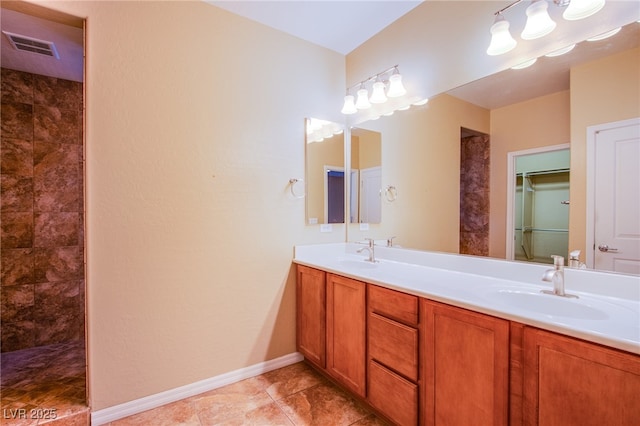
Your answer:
[357,238,377,262]
[541,255,578,298]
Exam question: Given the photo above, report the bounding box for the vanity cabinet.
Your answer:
[422,299,510,426]
[326,273,367,397]
[521,327,640,426]
[296,265,326,368]
[367,285,420,425]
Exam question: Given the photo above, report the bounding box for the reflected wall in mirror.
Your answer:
[508,146,570,265]
[305,118,345,224]
[347,22,639,274]
[350,128,382,224]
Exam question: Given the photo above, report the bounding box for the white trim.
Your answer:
[585,117,640,269]
[506,144,570,260]
[90,352,304,425]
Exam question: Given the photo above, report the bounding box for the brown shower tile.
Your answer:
[1,248,34,286]
[1,175,33,212]
[40,409,89,426]
[33,75,82,111]
[34,212,79,248]
[1,69,34,104]
[190,376,274,424]
[261,361,326,400]
[1,138,33,177]
[277,382,372,426]
[459,191,489,233]
[109,399,200,426]
[33,141,80,195]
[460,232,489,256]
[34,246,83,283]
[1,103,33,140]
[34,281,83,346]
[218,401,295,426]
[0,401,40,426]
[1,321,35,352]
[33,105,81,145]
[0,285,34,322]
[1,212,34,249]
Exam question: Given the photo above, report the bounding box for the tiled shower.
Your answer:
[459,133,490,256]
[1,67,87,421]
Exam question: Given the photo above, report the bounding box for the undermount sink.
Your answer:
[491,290,611,320]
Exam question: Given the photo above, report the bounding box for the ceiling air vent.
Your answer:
[2,31,60,59]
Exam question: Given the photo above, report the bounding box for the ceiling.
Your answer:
[205,0,424,55]
[1,1,637,109]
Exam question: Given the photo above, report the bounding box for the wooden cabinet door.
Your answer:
[326,273,366,397]
[523,327,640,426]
[296,265,326,368]
[422,300,510,426]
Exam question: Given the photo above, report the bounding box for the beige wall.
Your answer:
[29,0,344,411]
[569,47,640,256]
[489,91,570,258]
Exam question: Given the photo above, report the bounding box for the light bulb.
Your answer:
[563,0,605,20]
[486,14,517,56]
[521,0,556,40]
[341,94,357,115]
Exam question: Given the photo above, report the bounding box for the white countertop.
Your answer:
[293,243,640,354]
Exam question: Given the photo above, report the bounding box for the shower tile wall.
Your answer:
[1,68,84,352]
[460,134,489,256]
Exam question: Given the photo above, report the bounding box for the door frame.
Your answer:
[506,144,570,261]
[585,117,640,268]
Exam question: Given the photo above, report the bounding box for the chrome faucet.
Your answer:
[357,238,377,262]
[541,255,578,298]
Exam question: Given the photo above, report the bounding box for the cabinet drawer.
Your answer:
[369,313,418,381]
[369,284,418,325]
[368,360,418,426]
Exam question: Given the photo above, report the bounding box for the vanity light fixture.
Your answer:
[341,65,407,115]
[487,0,607,55]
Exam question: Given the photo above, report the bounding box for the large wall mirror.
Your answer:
[305,118,345,224]
[350,127,382,224]
[345,21,639,274]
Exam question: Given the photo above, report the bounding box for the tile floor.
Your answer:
[2,344,389,426]
[0,340,89,425]
[109,362,389,426]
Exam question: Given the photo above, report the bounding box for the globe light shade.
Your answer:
[341,94,357,115]
[355,87,371,109]
[486,15,517,56]
[370,80,388,104]
[563,0,605,20]
[521,0,556,40]
[387,73,407,98]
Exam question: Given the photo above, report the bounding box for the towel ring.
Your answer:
[289,178,305,199]
[383,185,397,202]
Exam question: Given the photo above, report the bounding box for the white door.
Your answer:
[590,118,640,274]
[360,166,382,224]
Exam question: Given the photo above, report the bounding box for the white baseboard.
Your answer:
[91,352,304,425]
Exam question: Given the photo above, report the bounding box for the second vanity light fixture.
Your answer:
[341,65,407,115]
[487,0,606,56]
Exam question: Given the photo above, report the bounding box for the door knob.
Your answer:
[598,244,619,253]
